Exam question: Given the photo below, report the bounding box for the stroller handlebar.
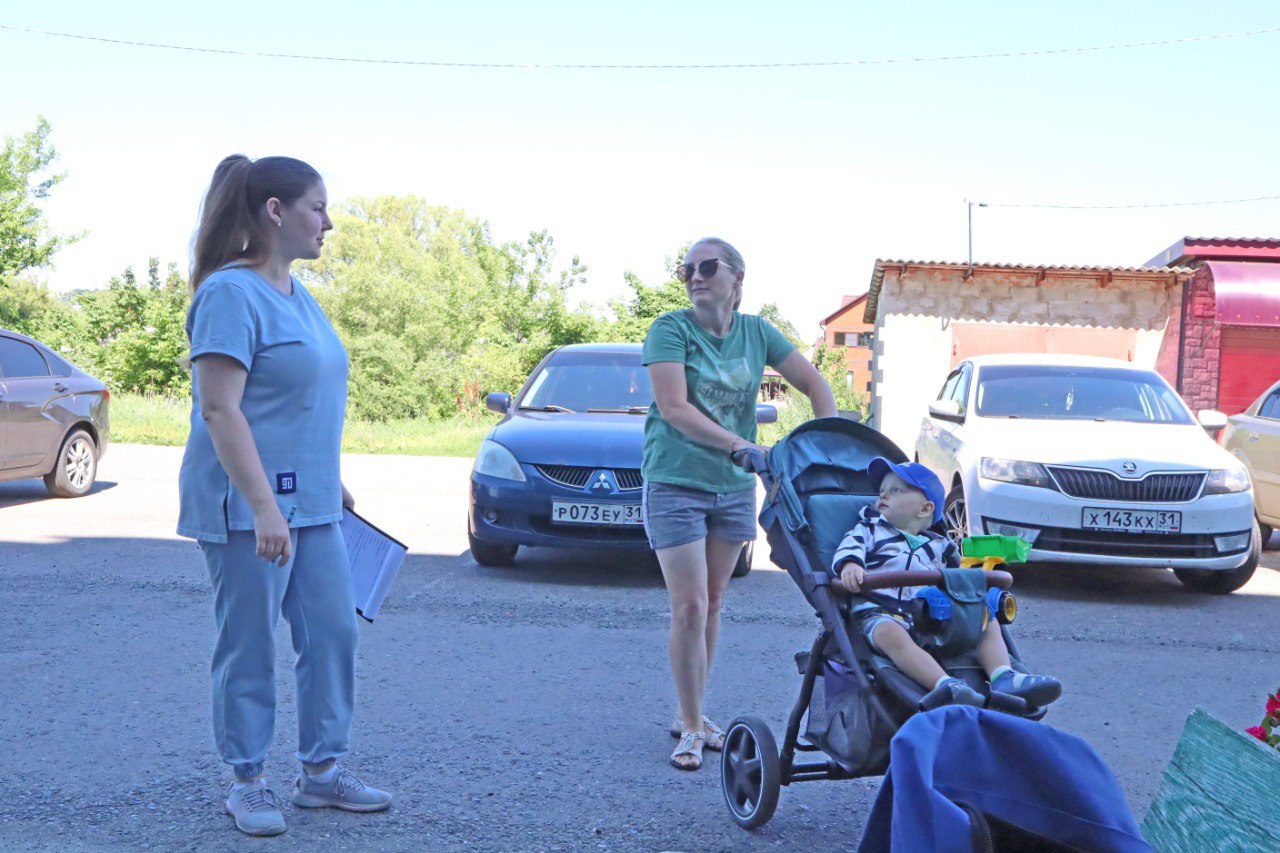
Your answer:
[857,569,1013,591]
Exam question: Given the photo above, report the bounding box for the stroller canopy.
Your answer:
[760,417,909,572]
[857,705,1152,853]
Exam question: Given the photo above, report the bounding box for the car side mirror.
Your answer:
[1197,409,1227,430]
[928,400,964,423]
[755,404,777,425]
[485,392,512,414]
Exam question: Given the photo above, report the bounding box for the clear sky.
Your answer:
[4,1,1279,343]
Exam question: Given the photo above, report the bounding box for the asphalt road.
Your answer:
[1,445,1277,852]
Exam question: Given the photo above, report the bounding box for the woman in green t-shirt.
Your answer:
[643,237,837,770]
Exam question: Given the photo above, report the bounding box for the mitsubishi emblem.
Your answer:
[591,471,615,493]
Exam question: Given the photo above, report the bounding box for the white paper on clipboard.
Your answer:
[340,507,407,622]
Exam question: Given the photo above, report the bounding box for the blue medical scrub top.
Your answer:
[177,266,349,543]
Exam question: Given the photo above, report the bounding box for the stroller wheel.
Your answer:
[721,716,781,829]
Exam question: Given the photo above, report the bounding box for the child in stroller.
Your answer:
[719,417,1065,830]
[833,457,1061,711]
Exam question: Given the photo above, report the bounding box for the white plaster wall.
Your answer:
[870,312,953,453]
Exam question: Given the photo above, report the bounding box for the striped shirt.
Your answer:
[831,505,960,605]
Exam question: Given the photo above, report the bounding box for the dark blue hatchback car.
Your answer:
[467,343,773,576]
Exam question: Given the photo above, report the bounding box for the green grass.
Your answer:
[110,393,493,457]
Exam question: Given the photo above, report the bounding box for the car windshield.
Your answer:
[974,365,1194,424]
[519,351,652,413]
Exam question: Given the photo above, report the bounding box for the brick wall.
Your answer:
[1179,266,1220,411]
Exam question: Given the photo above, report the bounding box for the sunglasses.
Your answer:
[676,258,736,283]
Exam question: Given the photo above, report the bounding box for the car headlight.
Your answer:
[1203,468,1250,495]
[473,440,526,482]
[979,457,1055,489]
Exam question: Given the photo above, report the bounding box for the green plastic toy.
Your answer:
[960,534,1032,569]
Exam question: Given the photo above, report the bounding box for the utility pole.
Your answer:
[965,199,986,279]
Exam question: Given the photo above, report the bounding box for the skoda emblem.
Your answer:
[1121,461,1138,475]
[590,470,617,494]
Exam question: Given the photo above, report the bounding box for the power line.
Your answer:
[2,22,1279,70]
[977,194,1280,210]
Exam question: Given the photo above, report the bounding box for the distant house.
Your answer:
[817,293,875,394]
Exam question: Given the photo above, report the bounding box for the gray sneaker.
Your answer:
[292,765,392,813]
[225,783,286,836]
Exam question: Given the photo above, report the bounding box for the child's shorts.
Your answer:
[855,608,910,656]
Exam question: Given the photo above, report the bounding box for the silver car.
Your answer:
[0,329,110,497]
[1221,379,1280,548]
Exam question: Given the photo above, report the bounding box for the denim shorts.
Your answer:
[641,481,758,550]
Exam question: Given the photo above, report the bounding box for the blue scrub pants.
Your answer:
[200,522,358,780]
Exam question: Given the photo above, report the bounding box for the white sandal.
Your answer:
[669,715,726,751]
[670,731,705,771]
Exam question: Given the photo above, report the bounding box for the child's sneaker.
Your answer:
[920,676,985,710]
[292,765,392,813]
[225,782,286,836]
[991,669,1062,708]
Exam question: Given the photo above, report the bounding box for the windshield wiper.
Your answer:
[518,404,575,413]
[587,406,650,414]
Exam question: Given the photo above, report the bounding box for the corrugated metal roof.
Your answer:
[863,259,1193,324]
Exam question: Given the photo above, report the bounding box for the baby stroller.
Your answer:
[720,417,1048,830]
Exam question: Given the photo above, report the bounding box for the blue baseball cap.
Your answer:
[868,457,946,524]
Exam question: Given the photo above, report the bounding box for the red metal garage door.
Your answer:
[1219,327,1280,414]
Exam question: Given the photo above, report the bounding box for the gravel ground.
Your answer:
[1,444,1277,852]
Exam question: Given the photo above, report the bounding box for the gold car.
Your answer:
[1221,379,1280,548]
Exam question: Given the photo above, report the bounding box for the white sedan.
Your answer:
[915,354,1259,593]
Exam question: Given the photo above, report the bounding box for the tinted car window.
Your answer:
[1261,390,1280,420]
[520,352,652,412]
[938,371,960,402]
[950,363,973,411]
[975,365,1194,424]
[39,347,74,377]
[0,337,52,378]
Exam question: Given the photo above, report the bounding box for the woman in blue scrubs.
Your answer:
[179,155,390,836]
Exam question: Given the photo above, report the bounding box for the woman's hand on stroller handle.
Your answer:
[729,442,769,474]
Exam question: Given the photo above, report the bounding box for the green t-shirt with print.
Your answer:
[642,309,796,493]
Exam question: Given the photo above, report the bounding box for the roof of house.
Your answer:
[819,292,869,327]
[1145,237,1280,268]
[863,259,1194,324]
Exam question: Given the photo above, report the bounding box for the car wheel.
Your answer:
[43,429,98,498]
[467,526,518,567]
[731,542,754,579]
[942,484,969,549]
[1259,520,1274,550]
[1173,519,1260,594]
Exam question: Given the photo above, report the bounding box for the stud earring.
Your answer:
[276,220,282,228]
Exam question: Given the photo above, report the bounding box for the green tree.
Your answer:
[0,117,80,281]
[758,301,806,349]
[605,246,692,342]
[73,259,191,394]
[299,196,598,420]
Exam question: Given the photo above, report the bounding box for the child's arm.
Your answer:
[941,537,962,569]
[832,523,872,592]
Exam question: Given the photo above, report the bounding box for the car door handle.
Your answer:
[1248,432,1260,442]
[53,382,68,393]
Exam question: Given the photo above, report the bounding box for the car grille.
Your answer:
[1047,467,1205,502]
[1030,525,1248,560]
[535,465,644,491]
